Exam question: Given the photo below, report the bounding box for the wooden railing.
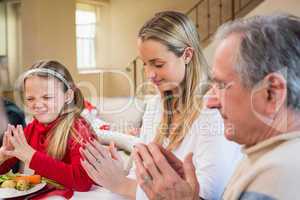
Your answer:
[187,0,264,46]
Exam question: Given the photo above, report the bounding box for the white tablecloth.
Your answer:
[72,185,129,200]
[46,185,129,200]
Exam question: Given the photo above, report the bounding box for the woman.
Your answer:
[80,11,241,200]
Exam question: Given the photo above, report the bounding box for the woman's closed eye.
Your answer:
[154,64,164,68]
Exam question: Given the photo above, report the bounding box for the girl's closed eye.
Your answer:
[25,97,34,102]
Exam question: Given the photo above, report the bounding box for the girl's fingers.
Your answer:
[3,130,9,146]
[7,128,17,147]
[17,125,27,144]
[11,126,21,145]
[15,125,25,143]
[2,149,15,157]
[4,125,13,145]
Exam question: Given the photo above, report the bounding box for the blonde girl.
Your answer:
[0,60,94,192]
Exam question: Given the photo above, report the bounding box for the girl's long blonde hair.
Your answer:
[138,11,210,150]
[24,60,86,160]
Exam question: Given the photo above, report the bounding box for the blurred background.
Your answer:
[0,0,299,102]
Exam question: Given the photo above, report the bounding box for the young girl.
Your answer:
[0,60,94,191]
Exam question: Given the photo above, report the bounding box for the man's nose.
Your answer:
[205,88,221,109]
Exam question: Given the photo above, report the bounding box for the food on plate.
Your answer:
[1,180,16,189]
[0,171,41,191]
[14,175,41,184]
[15,179,30,191]
[0,170,64,192]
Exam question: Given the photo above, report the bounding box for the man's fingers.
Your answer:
[147,143,180,178]
[133,149,154,187]
[157,143,184,178]
[134,144,161,180]
[183,153,200,196]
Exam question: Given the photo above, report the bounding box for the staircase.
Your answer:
[187,0,264,47]
[127,0,264,96]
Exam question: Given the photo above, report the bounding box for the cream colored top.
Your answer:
[223,131,300,200]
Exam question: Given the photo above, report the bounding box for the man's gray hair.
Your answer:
[214,13,300,110]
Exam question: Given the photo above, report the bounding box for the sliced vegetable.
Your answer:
[14,175,41,184]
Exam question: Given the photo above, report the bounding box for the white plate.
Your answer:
[0,182,46,199]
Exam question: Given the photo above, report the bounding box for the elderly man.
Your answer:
[133,13,300,200]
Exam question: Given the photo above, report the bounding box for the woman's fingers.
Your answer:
[80,146,102,170]
[80,158,103,186]
[86,141,106,162]
[109,142,121,161]
[90,139,110,159]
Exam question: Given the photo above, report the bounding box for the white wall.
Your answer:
[20,0,201,98]
[203,0,300,66]
[109,0,199,67]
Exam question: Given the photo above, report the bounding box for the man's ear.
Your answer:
[65,89,75,104]
[183,47,194,64]
[264,72,287,116]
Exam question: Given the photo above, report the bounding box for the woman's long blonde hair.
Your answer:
[24,60,85,160]
[138,11,210,150]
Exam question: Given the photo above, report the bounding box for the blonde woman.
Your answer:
[80,11,241,200]
[0,60,94,192]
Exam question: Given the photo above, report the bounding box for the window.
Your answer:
[75,1,109,71]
